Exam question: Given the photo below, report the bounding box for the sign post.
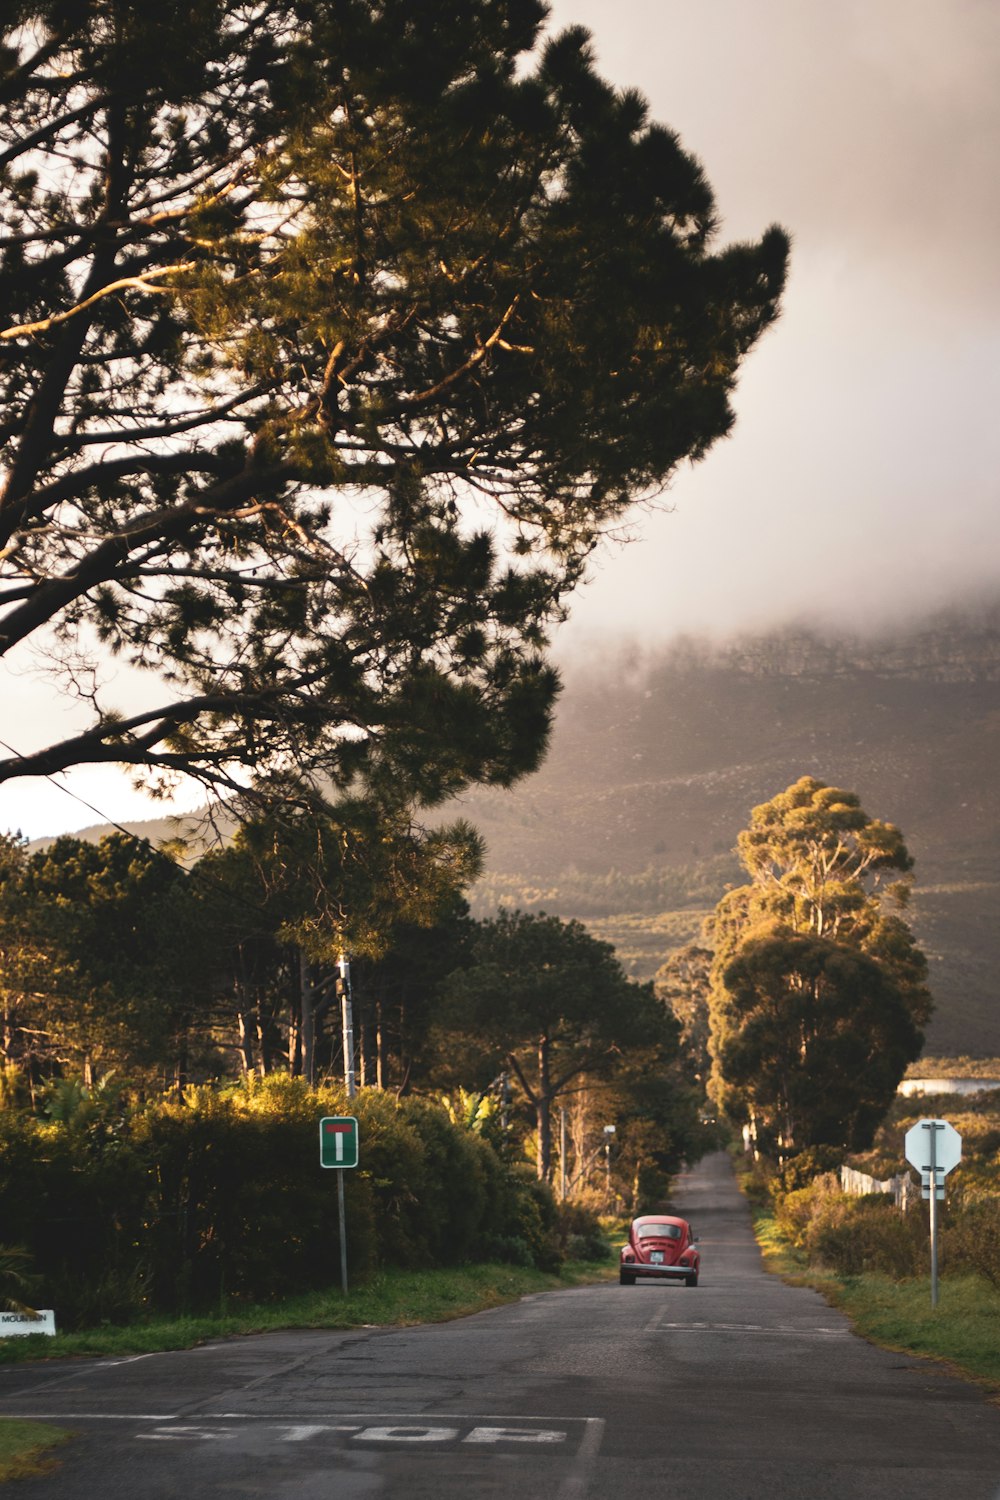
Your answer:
[904,1118,962,1308]
[320,1116,359,1294]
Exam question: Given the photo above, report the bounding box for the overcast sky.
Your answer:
[3,0,998,839]
[552,0,1000,658]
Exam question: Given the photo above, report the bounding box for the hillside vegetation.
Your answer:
[28,604,1000,1056]
[458,603,1000,1056]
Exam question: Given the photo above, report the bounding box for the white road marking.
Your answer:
[645,1313,847,1338]
[3,1413,178,1421]
[0,1360,156,1400]
[464,1426,567,1444]
[555,1417,605,1500]
[355,1425,460,1443]
[138,1426,237,1441]
[282,1425,362,1442]
[3,1409,601,1458]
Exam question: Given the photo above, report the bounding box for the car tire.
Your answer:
[684,1272,698,1287]
[620,1272,635,1286]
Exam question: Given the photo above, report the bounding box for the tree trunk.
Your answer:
[287,985,301,1077]
[235,947,254,1076]
[536,1035,552,1181]
[1,997,14,1062]
[255,991,269,1077]
[300,951,317,1087]
[236,1006,253,1076]
[174,1027,189,1098]
[375,998,384,1090]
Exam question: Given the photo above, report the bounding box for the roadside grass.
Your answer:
[751,1207,1000,1393]
[0,1421,72,1482]
[0,1256,617,1366]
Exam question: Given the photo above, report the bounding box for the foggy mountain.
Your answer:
[30,602,1000,1059]
[459,601,1000,1059]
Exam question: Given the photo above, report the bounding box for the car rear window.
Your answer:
[636,1223,682,1240]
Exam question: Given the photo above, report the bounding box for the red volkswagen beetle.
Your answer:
[620,1214,700,1286]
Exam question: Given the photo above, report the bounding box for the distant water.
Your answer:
[899,1078,1000,1097]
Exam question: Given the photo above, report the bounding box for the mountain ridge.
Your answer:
[457,605,1000,1056]
[20,602,1000,1057]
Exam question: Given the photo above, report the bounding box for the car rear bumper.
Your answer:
[621,1262,696,1280]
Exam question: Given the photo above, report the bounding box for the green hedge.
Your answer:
[0,1078,559,1326]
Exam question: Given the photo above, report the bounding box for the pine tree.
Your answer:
[441,910,671,1181]
[0,0,788,811]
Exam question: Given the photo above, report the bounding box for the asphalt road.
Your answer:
[4,1151,1000,1499]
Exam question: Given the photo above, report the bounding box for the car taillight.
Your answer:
[622,1252,635,1263]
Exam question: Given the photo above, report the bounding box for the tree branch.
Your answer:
[0,458,298,654]
[0,264,198,342]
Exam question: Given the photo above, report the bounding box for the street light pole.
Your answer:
[335,951,356,1295]
[603,1124,616,1208]
[338,952,356,1100]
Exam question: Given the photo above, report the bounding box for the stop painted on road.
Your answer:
[137,1418,573,1448]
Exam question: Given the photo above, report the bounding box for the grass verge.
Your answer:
[751,1207,1000,1394]
[0,1257,616,1366]
[0,1421,72,1482]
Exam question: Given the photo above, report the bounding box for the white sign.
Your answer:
[904,1118,962,1176]
[0,1309,56,1338]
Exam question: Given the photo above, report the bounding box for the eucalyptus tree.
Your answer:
[0,0,788,814]
[707,778,931,1157]
[654,942,712,1085]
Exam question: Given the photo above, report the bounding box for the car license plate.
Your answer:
[651,1251,664,1263]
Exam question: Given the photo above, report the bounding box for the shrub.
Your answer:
[511,1171,562,1272]
[737,1157,778,1208]
[555,1201,610,1261]
[47,1264,151,1328]
[942,1198,1000,1287]
[0,1076,566,1326]
[804,1195,925,1278]
[133,1080,379,1313]
[774,1173,841,1248]
[778,1146,845,1195]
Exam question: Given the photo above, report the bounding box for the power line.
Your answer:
[0,735,271,921]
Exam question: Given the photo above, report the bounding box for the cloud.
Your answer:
[548,0,1000,306]
[543,0,1000,650]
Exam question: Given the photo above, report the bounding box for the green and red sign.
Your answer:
[320,1115,359,1169]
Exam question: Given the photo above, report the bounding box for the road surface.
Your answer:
[4,1151,1000,1498]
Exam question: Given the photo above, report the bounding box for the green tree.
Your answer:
[16,833,211,1086]
[441,910,671,1181]
[349,901,476,1094]
[198,801,483,1082]
[654,942,712,1086]
[0,0,787,812]
[717,925,924,1155]
[0,834,45,1082]
[707,778,932,1158]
